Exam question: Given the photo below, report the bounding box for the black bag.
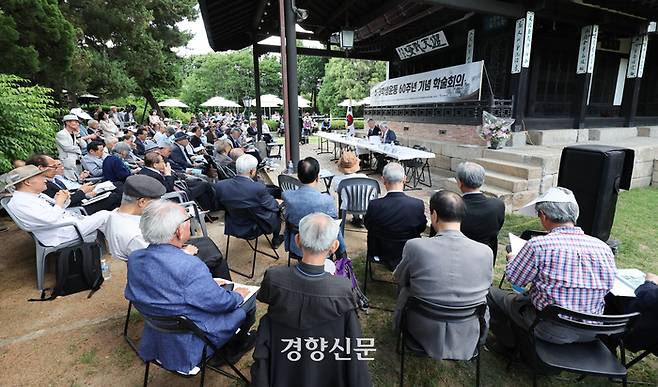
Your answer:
[29,241,104,301]
[187,236,231,280]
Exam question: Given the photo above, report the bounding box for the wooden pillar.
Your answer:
[278,0,300,169]
[622,35,648,127]
[573,25,598,129]
[510,12,534,132]
[253,44,263,141]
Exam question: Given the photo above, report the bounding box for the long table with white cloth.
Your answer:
[315,131,435,190]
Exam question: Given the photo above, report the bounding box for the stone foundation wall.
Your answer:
[381,121,486,146]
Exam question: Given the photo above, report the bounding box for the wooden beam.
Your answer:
[421,0,526,18]
[252,0,270,31]
[256,44,389,61]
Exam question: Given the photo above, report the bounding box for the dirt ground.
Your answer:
[0,199,373,387]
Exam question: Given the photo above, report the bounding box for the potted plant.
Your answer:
[479,111,515,150]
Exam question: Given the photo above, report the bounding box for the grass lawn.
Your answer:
[353,187,658,386]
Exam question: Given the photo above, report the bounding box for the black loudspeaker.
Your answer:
[557,145,634,241]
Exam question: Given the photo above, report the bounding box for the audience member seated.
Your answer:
[139,152,176,192]
[251,213,371,386]
[5,165,110,246]
[330,152,369,227]
[81,141,106,178]
[228,128,262,163]
[624,273,658,354]
[171,132,204,173]
[125,200,256,374]
[394,190,493,360]
[283,157,347,260]
[487,187,616,355]
[214,154,284,248]
[105,175,165,260]
[453,162,505,258]
[134,128,147,156]
[98,110,119,140]
[214,140,235,173]
[103,142,137,183]
[27,155,121,214]
[190,126,204,148]
[364,162,426,270]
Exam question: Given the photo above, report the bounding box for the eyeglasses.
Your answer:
[178,214,194,226]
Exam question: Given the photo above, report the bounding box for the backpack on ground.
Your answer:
[29,241,104,301]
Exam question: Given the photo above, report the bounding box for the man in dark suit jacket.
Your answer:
[139,152,176,192]
[27,154,121,214]
[134,128,147,156]
[456,162,505,261]
[364,162,426,270]
[215,154,284,247]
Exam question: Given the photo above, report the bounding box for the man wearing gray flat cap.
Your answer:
[55,114,85,180]
[105,175,166,261]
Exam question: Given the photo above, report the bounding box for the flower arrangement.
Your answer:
[479,111,515,149]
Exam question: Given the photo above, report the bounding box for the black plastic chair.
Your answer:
[139,311,249,386]
[277,174,303,192]
[528,304,639,387]
[398,297,487,387]
[337,177,380,235]
[223,207,280,279]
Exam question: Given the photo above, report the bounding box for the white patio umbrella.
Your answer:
[78,93,99,99]
[358,96,371,106]
[158,98,189,108]
[338,98,362,107]
[251,94,284,108]
[201,96,241,108]
[298,95,311,108]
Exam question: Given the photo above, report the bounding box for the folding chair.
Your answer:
[1,196,96,290]
[528,305,639,387]
[138,311,249,386]
[337,177,380,236]
[223,207,280,279]
[277,174,303,192]
[364,233,412,296]
[284,220,301,267]
[398,297,487,387]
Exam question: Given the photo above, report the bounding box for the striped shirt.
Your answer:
[506,226,616,314]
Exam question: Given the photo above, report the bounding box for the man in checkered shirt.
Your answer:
[487,187,616,352]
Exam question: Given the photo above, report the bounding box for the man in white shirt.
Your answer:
[5,165,110,247]
[105,175,166,260]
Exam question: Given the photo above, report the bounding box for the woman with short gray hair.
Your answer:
[102,141,135,182]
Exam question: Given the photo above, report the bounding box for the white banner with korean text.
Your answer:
[369,61,484,106]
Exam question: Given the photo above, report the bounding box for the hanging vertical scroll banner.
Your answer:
[465,29,475,63]
[511,11,534,74]
[369,61,484,106]
[511,18,525,74]
[628,35,649,78]
[522,11,534,68]
[576,25,598,75]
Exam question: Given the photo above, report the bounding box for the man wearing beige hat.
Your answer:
[4,165,110,247]
[56,114,84,180]
[487,187,616,355]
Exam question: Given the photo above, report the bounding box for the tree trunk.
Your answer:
[143,88,163,118]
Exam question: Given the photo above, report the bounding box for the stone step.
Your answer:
[474,158,542,179]
[484,170,531,192]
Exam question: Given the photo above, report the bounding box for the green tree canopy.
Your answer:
[297,55,328,109]
[0,74,58,173]
[60,0,197,113]
[0,0,76,94]
[317,58,386,115]
[180,50,281,110]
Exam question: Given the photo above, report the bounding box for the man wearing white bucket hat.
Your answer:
[55,114,85,180]
[487,187,616,352]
